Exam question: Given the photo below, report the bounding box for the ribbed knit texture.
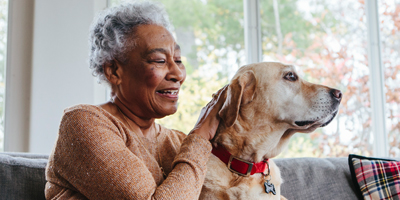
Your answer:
[45,104,212,200]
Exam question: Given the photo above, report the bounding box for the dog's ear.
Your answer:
[219,70,256,127]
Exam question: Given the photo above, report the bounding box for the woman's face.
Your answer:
[116,24,186,119]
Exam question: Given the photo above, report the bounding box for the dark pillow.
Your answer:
[348,154,400,200]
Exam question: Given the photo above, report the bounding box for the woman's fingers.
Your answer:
[189,85,229,140]
[212,84,228,101]
[207,84,228,119]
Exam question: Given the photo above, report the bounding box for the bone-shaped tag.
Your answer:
[264,180,276,195]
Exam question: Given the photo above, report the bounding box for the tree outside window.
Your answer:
[379,0,400,157]
[110,0,399,158]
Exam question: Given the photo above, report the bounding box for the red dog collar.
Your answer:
[211,144,269,176]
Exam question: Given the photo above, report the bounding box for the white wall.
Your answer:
[5,0,108,154]
[29,0,107,154]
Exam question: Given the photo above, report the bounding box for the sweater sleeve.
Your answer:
[156,134,212,198]
[45,107,212,200]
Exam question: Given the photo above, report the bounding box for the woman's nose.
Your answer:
[166,61,186,82]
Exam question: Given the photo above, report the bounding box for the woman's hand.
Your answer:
[189,85,229,141]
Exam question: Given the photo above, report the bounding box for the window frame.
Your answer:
[244,0,389,157]
[2,0,388,155]
[365,0,388,157]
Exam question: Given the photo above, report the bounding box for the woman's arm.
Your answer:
[46,85,227,200]
[46,107,211,200]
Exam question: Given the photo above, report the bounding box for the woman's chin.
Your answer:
[154,106,178,118]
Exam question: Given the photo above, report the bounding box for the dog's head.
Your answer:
[215,62,342,160]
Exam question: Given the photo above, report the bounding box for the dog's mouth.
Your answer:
[294,120,315,126]
[320,111,338,127]
[294,110,338,128]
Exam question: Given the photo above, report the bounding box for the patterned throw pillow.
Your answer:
[348,154,400,200]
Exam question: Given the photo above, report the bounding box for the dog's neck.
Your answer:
[213,119,297,163]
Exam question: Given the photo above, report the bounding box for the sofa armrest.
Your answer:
[0,152,48,200]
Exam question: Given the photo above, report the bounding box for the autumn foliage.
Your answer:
[110,0,400,157]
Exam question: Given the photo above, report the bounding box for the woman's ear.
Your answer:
[103,60,122,86]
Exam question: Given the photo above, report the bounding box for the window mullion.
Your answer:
[243,0,262,64]
[365,0,388,157]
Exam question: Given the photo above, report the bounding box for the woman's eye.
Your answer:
[175,60,182,64]
[284,72,298,81]
[152,60,165,64]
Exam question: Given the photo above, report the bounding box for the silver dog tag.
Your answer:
[264,180,276,195]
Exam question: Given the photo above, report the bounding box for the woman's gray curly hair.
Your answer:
[89,1,172,85]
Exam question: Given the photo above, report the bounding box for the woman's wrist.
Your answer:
[189,130,211,141]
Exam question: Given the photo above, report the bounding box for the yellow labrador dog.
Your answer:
[200,62,342,200]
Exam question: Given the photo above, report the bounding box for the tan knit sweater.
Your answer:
[45,104,212,200]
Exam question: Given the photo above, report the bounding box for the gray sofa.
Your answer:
[0,152,360,200]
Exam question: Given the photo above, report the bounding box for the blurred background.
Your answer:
[0,0,398,157]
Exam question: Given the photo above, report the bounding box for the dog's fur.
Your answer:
[200,62,341,200]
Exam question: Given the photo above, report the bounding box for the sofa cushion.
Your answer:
[348,154,400,200]
[275,157,360,200]
[0,153,48,200]
[0,153,359,200]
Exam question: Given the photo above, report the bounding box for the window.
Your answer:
[0,0,8,152]
[260,0,371,157]
[109,0,398,157]
[110,0,243,134]
[379,0,400,157]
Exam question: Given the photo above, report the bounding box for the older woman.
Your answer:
[45,2,226,200]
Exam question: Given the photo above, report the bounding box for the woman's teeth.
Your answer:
[157,90,178,95]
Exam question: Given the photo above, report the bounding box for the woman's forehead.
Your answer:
[135,24,174,42]
[133,24,178,53]
[145,44,181,55]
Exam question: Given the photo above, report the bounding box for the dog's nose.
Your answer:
[330,89,342,102]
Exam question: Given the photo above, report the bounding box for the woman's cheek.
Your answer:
[145,71,163,87]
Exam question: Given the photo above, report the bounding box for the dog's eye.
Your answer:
[284,72,298,81]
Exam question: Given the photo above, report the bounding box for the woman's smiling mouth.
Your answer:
[156,89,179,99]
